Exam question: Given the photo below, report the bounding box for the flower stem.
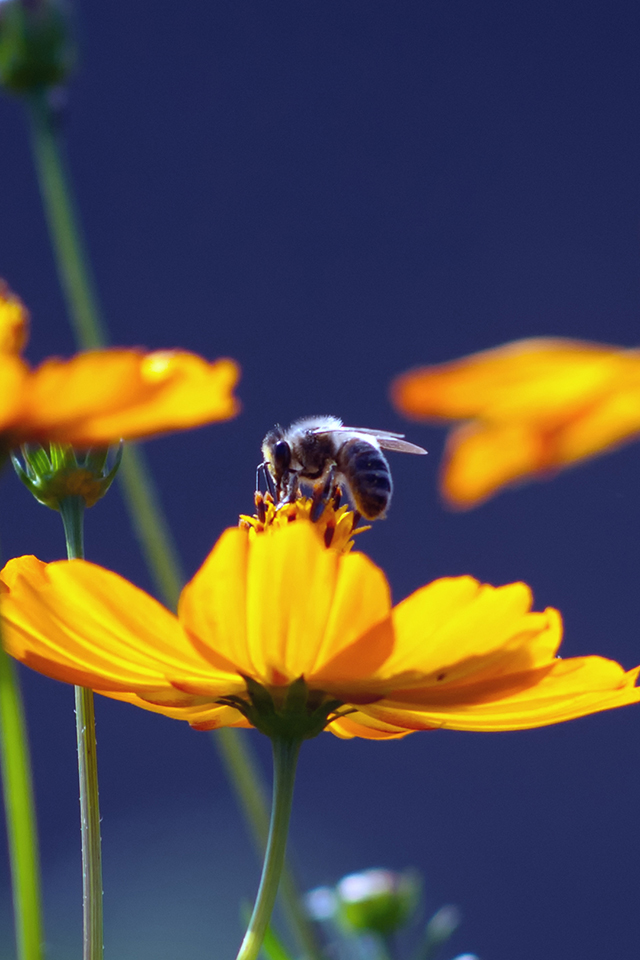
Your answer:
[0,641,44,960]
[59,495,103,960]
[25,85,323,958]
[215,729,322,959]
[235,737,302,960]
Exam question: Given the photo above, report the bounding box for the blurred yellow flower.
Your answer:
[0,281,239,449]
[2,519,638,739]
[391,338,640,507]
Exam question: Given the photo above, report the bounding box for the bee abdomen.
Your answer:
[337,439,393,520]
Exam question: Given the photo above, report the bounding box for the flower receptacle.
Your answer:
[12,442,123,511]
[219,675,345,742]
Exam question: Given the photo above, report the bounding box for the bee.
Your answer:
[260,416,427,520]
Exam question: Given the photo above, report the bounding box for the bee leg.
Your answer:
[280,471,299,506]
[310,466,336,522]
[331,483,342,510]
[350,510,362,532]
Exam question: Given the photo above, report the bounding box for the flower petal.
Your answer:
[392,339,640,506]
[17,350,239,445]
[328,712,414,740]
[362,659,640,731]
[392,339,640,424]
[0,556,219,696]
[179,523,392,688]
[440,422,547,507]
[375,577,560,683]
[0,282,29,354]
[101,690,248,730]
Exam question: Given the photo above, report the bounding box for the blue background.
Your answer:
[2,1,640,957]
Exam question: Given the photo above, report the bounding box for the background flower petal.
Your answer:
[18,350,239,445]
[441,421,552,507]
[391,339,640,423]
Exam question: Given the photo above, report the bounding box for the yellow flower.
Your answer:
[0,281,239,449]
[2,519,638,739]
[391,338,640,508]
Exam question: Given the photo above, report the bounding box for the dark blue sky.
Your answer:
[2,1,640,958]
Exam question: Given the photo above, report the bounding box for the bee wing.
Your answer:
[374,436,427,454]
[310,425,427,455]
[340,426,407,440]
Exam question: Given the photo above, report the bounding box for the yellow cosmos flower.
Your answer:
[0,281,239,449]
[2,518,638,739]
[391,338,640,507]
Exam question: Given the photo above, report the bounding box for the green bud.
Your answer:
[335,868,422,936]
[12,442,122,510]
[0,0,74,94]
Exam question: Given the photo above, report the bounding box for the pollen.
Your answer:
[239,492,369,554]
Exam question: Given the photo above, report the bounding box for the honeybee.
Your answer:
[260,416,427,520]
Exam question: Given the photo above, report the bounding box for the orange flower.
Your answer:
[2,518,638,739]
[391,338,640,508]
[0,282,239,449]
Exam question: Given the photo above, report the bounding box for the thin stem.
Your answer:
[59,495,103,960]
[0,642,44,960]
[235,737,302,960]
[216,729,322,960]
[59,494,85,561]
[27,91,106,351]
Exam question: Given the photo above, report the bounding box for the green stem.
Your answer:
[216,729,321,960]
[0,642,44,960]
[26,85,322,960]
[235,737,301,960]
[59,495,103,960]
[27,91,106,352]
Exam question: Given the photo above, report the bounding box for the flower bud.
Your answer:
[335,868,421,936]
[0,0,73,93]
[12,442,122,510]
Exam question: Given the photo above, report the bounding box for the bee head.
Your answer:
[262,425,292,482]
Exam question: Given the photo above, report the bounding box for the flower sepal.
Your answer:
[12,441,123,511]
[220,675,345,741]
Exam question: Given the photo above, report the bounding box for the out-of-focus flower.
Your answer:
[2,509,639,739]
[0,282,239,452]
[391,338,640,507]
[335,868,421,936]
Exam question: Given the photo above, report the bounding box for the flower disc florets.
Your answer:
[240,491,369,553]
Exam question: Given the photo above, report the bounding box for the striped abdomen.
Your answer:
[336,438,393,519]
